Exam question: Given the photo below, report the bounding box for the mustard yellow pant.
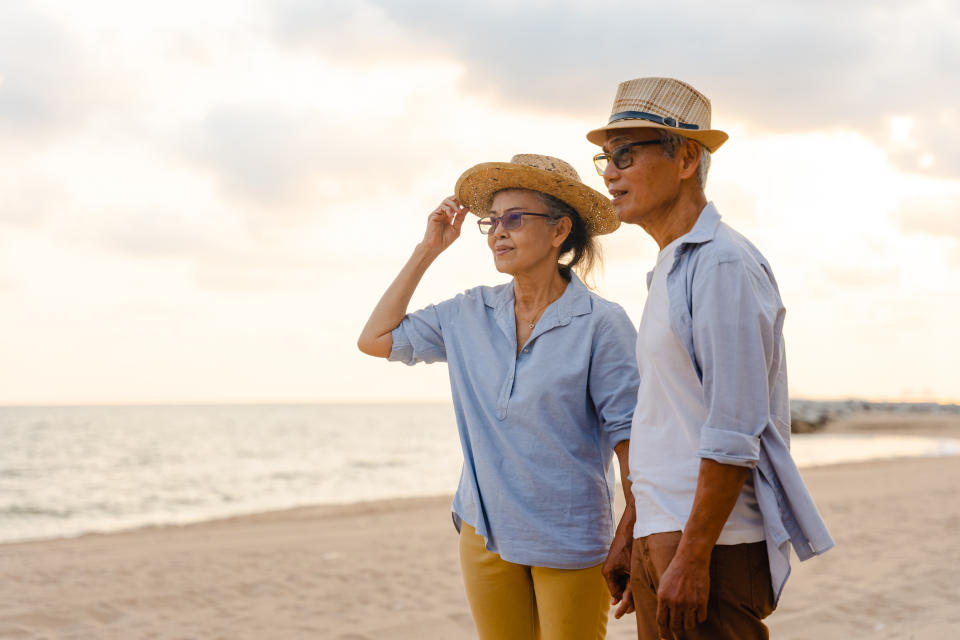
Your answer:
[458,523,609,640]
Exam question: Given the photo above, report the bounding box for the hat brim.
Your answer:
[455,163,620,236]
[586,120,728,152]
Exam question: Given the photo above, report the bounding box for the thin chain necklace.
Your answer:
[521,305,548,329]
[516,294,558,330]
[515,275,566,331]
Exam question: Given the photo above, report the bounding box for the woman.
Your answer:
[357,154,640,640]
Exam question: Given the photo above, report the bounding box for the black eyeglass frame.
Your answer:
[477,212,554,235]
[593,140,662,175]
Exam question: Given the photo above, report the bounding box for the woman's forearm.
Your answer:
[358,197,467,358]
[357,243,440,358]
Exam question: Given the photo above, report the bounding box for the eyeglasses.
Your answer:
[593,140,662,175]
[477,212,553,235]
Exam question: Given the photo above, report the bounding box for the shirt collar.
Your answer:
[645,202,722,289]
[484,271,593,326]
[677,201,722,246]
[554,272,592,323]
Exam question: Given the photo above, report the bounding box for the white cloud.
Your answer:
[0,4,88,137]
[1,0,959,403]
[267,0,960,175]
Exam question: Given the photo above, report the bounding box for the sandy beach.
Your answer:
[2,413,958,640]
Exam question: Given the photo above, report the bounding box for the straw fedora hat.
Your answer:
[455,154,619,235]
[586,77,728,152]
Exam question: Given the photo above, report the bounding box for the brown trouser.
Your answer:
[630,531,775,640]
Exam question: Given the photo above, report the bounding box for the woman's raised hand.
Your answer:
[422,196,469,255]
[358,197,469,359]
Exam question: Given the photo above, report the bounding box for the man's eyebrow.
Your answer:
[602,137,633,152]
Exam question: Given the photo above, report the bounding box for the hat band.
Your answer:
[608,110,700,131]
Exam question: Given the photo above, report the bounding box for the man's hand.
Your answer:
[602,527,634,618]
[653,458,748,638]
[656,552,710,638]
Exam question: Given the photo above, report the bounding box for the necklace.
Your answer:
[518,300,552,330]
[515,278,565,332]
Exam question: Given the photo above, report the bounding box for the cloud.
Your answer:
[190,248,338,291]
[268,0,960,175]
[269,0,415,63]
[0,173,68,228]
[895,197,960,239]
[178,106,321,208]
[175,103,445,212]
[0,3,95,139]
[92,207,243,259]
[820,265,900,289]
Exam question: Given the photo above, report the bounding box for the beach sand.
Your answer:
[1,413,958,639]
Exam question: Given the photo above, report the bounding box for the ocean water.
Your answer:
[0,404,463,544]
[2,404,958,545]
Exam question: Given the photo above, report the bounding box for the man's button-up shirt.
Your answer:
[660,202,835,603]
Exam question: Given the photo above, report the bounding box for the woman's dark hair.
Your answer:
[536,192,602,285]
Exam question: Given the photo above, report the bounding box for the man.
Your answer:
[591,77,834,639]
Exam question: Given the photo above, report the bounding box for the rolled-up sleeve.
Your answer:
[588,304,640,450]
[691,258,782,468]
[388,304,448,366]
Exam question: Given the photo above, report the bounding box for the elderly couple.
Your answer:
[358,77,834,639]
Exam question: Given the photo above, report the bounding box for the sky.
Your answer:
[0,0,958,405]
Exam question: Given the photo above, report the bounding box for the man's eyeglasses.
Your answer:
[593,140,662,175]
[477,212,553,235]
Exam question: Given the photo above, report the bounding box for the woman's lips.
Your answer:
[494,245,513,256]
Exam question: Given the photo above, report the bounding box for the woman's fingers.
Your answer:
[423,197,469,252]
[451,209,468,232]
[442,196,469,217]
[431,197,469,231]
[422,197,469,251]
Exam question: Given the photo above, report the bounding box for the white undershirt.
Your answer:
[629,238,764,544]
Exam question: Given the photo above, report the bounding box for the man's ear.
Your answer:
[678,139,702,181]
[552,216,573,248]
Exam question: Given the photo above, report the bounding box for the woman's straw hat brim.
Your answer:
[455,156,619,236]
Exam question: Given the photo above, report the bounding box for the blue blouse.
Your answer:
[390,273,640,569]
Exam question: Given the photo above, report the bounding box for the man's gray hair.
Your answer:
[655,130,711,190]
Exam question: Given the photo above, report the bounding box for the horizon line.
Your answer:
[1,397,958,409]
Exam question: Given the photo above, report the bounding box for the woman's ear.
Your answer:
[552,216,573,248]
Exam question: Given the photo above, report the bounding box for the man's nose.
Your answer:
[603,160,619,184]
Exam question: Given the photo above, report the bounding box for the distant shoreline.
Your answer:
[1,398,958,409]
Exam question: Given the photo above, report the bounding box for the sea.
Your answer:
[2,403,959,545]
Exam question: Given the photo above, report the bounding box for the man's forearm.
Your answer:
[675,458,750,563]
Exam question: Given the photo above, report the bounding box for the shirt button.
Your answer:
[523,348,529,353]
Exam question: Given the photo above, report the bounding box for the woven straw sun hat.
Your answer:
[586,77,728,152]
[455,154,619,235]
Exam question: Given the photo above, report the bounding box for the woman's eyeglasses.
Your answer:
[593,140,662,175]
[477,212,553,235]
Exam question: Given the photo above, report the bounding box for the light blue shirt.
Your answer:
[655,202,835,603]
[390,273,640,569]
